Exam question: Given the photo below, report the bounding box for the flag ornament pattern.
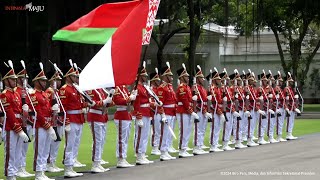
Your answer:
[142,0,161,45]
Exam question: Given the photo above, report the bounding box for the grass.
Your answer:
[303,104,320,112]
[1,119,320,179]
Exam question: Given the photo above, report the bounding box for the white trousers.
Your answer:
[89,122,107,162]
[276,108,286,136]
[267,114,276,138]
[20,124,33,168]
[34,128,51,171]
[232,110,244,141]
[257,111,268,138]
[194,112,208,147]
[63,123,83,166]
[134,116,151,154]
[159,115,175,152]
[4,131,23,177]
[177,113,192,150]
[222,112,234,142]
[248,110,258,138]
[286,111,296,133]
[151,114,161,147]
[210,113,222,147]
[114,120,131,159]
[48,126,63,164]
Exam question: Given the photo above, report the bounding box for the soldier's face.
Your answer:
[8,78,17,88]
[165,75,173,83]
[56,80,62,88]
[197,77,204,85]
[278,80,283,86]
[262,79,267,86]
[17,78,23,85]
[215,79,221,85]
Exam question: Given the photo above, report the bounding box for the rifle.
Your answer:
[294,81,303,114]
[207,69,213,122]
[20,60,31,142]
[233,78,243,121]
[49,61,67,138]
[192,77,200,123]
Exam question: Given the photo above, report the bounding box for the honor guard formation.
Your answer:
[0,60,303,180]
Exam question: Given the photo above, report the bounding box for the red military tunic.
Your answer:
[275,86,286,109]
[223,85,235,113]
[157,82,177,116]
[30,89,52,129]
[284,86,296,110]
[59,84,85,124]
[194,84,208,113]
[257,86,269,111]
[246,85,260,111]
[133,83,151,119]
[15,85,34,126]
[234,86,246,111]
[176,83,193,114]
[0,88,23,133]
[209,85,223,115]
[113,85,132,121]
[87,89,109,123]
[149,85,159,117]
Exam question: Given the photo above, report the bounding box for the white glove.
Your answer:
[47,127,57,141]
[204,112,212,119]
[136,119,144,127]
[286,96,289,100]
[131,90,138,96]
[294,94,299,99]
[192,95,198,101]
[285,108,290,112]
[294,108,301,114]
[219,114,226,122]
[235,93,239,99]
[103,96,112,105]
[276,94,280,99]
[246,95,250,99]
[268,109,275,114]
[18,131,29,142]
[129,94,137,101]
[223,96,227,102]
[22,104,29,112]
[65,124,71,132]
[276,109,281,114]
[268,94,273,99]
[259,96,263,100]
[82,108,89,114]
[232,111,241,117]
[258,109,266,116]
[191,112,199,119]
[244,111,251,117]
[89,101,96,107]
[156,101,163,106]
[161,114,167,123]
[51,104,59,111]
[207,95,212,101]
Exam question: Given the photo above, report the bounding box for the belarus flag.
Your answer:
[79,0,160,91]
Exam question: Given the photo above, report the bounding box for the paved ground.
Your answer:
[67,133,320,180]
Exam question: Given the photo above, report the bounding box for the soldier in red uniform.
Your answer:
[283,73,300,140]
[256,72,274,145]
[86,87,113,172]
[175,63,198,158]
[157,62,177,161]
[207,69,224,152]
[112,84,137,167]
[192,65,211,155]
[274,73,288,142]
[245,72,264,147]
[149,68,162,156]
[230,71,248,149]
[220,71,240,151]
[266,73,280,143]
[1,62,29,180]
[29,63,57,180]
[59,64,87,177]
[14,62,35,177]
[45,71,69,173]
[133,63,158,165]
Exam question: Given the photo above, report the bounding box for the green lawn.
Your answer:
[1,119,320,179]
[303,104,320,112]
